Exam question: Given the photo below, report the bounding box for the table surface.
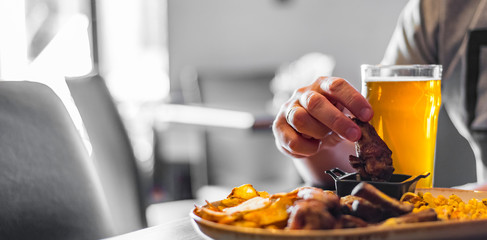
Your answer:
[105,217,203,240]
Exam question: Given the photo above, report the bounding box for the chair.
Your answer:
[66,75,147,234]
[67,74,207,229]
[0,81,114,240]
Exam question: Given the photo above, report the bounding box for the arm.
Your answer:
[272,77,373,187]
[381,0,439,65]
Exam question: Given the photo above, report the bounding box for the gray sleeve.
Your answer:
[381,0,439,65]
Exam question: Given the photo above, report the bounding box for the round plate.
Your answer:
[190,188,487,240]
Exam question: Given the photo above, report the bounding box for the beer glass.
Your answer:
[361,65,442,188]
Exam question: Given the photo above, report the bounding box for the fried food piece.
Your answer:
[221,184,268,207]
[194,205,240,223]
[226,184,263,200]
[335,214,368,228]
[352,182,413,216]
[349,118,394,181]
[381,208,438,226]
[297,187,337,201]
[242,196,294,227]
[287,188,341,230]
[297,187,341,217]
[287,199,337,230]
[341,195,387,223]
[223,197,271,215]
[340,195,360,215]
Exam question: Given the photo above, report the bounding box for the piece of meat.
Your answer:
[340,195,386,222]
[297,188,341,217]
[335,214,368,229]
[287,188,342,230]
[349,118,394,181]
[351,182,413,216]
[287,199,337,230]
[340,195,362,215]
[351,198,387,223]
[381,208,438,225]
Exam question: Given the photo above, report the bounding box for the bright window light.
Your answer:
[0,0,28,79]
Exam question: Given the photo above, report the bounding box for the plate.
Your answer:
[190,188,487,240]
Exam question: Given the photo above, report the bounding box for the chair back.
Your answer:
[66,75,147,234]
[0,81,114,240]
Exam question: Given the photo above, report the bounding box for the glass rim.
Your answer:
[361,64,442,80]
[361,64,442,70]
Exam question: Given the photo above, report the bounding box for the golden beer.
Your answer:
[362,73,441,188]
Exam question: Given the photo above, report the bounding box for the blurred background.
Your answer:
[0,0,477,235]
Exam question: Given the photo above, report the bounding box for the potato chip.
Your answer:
[227,184,260,200]
[220,184,264,208]
[242,196,294,226]
[223,197,271,215]
[194,206,238,223]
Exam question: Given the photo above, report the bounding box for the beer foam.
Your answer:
[364,76,440,82]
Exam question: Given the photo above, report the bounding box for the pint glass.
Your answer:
[361,65,442,188]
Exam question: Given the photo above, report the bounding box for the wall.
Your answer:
[168,0,409,93]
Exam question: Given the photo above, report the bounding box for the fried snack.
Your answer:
[400,191,487,221]
[341,195,386,223]
[348,118,394,181]
[381,208,438,226]
[352,182,413,216]
[287,188,341,230]
[335,214,368,228]
[194,184,296,228]
[243,196,294,228]
[220,184,269,208]
[287,199,337,230]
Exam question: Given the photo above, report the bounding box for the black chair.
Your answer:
[0,81,114,240]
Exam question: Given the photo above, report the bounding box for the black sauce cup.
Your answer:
[325,168,430,200]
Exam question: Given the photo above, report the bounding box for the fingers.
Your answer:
[286,105,330,140]
[298,90,361,142]
[319,77,373,122]
[272,76,372,158]
[272,114,322,158]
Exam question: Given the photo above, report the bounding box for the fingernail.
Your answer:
[345,127,360,141]
[360,108,372,120]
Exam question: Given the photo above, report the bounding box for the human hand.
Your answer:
[272,77,373,158]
